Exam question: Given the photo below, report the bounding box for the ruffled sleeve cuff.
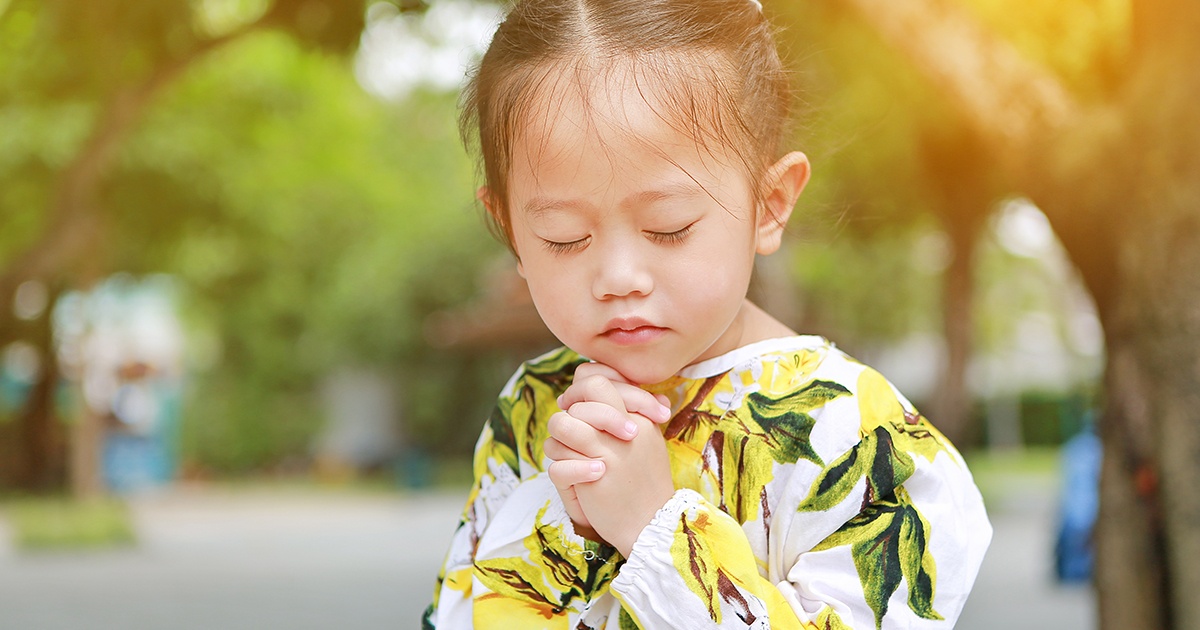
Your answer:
[610,488,703,595]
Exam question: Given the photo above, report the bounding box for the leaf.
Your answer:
[813,605,852,630]
[473,559,562,611]
[618,607,639,630]
[857,369,949,465]
[812,489,940,628]
[720,432,777,525]
[475,502,616,617]
[898,502,941,620]
[798,426,916,513]
[491,348,589,473]
[744,379,851,467]
[662,375,724,441]
[487,403,520,475]
[671,511,722,622]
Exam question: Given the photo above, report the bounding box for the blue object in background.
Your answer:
[1055,420,1101,582]
[102,377,182,493]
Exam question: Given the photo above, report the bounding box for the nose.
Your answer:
[591,240,654,300]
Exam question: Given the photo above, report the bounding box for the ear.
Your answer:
[477,185,499,220]
[479,185,526,276]
[755,151,810,255]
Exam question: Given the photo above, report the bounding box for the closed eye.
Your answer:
[541,236,590,254]
[647,221,697,245]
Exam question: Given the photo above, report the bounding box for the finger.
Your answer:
[543,437,588,462]
[547,459,605,491]
[558,365,629,409]
[559,370,671,424]
[574,361,631,384]
[567,374,626,411]
[561,487,590,531]
[547,411,605,458]
[612,383,672,424]
[566,400,639,440]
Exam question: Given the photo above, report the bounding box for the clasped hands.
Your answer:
[543,362,676,558]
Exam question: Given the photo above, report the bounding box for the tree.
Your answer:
[822,0,1200,626]
[0,0,430,494]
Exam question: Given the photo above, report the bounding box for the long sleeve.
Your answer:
[613,353,991,629]
[425,340,990,629]
[424,348,623,629]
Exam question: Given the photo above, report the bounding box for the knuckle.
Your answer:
[547,463,567,486]
[548,412,571,436]
[574,362,599,378]
[603,405,626,428]
[584,374,607,394]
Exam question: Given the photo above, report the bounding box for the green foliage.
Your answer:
[962,0,1130,98]
[788,220,945,344]
[2,0,510,475]
[130,33,504,470]
[2,497,136,550]
[1,0,1113,479]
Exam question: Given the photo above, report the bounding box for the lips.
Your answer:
[602,316,666,345]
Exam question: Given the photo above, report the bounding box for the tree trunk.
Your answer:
[828,0,1200,627]
[920,127,996,447]
[928,211,982,447]
[16,288,67,490]
[1099,199,1200,628]
[1095,340,1168,630]
[1095,206,1200,630]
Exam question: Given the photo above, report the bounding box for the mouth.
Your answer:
[602,317,666,345]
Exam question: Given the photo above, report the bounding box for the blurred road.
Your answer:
[0,488,462,630]
[0,473,1092,629]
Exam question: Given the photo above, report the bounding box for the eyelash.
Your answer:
[540,222,697,255]
[648,222,696,245]
[541,237,589,254]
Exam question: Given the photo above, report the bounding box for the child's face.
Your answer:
[497,68,795,384]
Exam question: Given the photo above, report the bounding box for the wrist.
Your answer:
[612,489,675,558]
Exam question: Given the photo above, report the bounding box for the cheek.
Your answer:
[520,258,584,324]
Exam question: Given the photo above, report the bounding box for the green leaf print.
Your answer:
[797,426,916,513]
[744,379,851,467]
[487,403,520,475]
[618,607,639,630]
[813,488,941,628]
[474,502,617,616]
[490,349,588,474]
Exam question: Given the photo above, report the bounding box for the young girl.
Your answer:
[424,0,991,627]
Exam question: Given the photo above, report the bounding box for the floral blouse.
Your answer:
[423,336,991,629]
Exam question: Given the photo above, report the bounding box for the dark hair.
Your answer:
[460,0,791,249]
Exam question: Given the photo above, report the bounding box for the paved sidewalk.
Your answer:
[957,474,1095,629]
[0,487,463,630]
[0,474,1092,629]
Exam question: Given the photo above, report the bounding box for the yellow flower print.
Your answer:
[857,369,950,465]
[474,502,618,622]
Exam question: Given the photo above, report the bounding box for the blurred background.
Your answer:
[4,0,1196,628]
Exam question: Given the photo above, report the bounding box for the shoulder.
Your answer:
[486,346,587,476]
[496,346,587,405]
[711,338,962,466]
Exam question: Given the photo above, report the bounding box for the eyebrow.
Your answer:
[523,182,707,217]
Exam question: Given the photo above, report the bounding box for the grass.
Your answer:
[963,446,1061,479]
[962,446,1063,510]
[1,496,136,551]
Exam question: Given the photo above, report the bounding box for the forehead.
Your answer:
[509,52,742,179]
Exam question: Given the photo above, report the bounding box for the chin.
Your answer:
[603,358,679,386]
